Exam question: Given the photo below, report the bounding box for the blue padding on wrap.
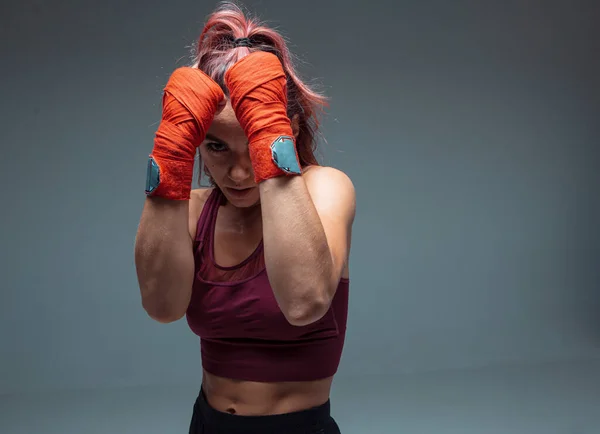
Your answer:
[270,136,301,175]
[145,157,160,195]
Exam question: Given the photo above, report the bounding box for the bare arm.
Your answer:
[259,166,356,326]
[134,196,196,323]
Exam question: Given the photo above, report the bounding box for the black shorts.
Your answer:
[189,388,342,434]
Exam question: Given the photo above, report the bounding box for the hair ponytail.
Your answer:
[193,1,327,168]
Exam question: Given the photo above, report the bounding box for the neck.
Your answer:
[222,198,262,225]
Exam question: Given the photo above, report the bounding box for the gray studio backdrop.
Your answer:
[1,0,598,394]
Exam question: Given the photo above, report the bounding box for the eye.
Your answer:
[206,142,228,153]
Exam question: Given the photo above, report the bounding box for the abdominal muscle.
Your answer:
[201,369,334,416]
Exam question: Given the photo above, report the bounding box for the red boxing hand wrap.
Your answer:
[147,68,224,200]
[225,52,302,184]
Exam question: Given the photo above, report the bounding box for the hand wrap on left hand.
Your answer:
[225,52,302,183]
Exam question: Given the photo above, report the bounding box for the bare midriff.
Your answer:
[201,369,334,416]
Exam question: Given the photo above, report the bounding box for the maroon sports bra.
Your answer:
[186,188,349,382]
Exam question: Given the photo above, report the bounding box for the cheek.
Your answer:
[199,151,225,176]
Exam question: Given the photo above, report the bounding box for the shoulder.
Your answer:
[303,165,356,200]
[303,165,355,192]
[190,187,213,209]
[303,165,356,221]
[188,188,214,240]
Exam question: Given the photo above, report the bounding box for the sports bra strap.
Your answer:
[194,189,222,247]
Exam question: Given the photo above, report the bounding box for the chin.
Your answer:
[222,187,260,208]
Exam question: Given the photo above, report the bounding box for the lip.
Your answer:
[225,187,254,198]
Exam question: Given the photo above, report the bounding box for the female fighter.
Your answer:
[135,3,355,432]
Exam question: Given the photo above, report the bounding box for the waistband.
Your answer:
[194,387,332,433]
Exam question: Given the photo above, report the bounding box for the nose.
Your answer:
[227,158,253,186]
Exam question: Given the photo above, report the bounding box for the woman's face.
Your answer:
[199,99,299,209]
[199,100,260,208]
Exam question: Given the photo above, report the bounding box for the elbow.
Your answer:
[146,308,186,324]
[141,292,187,324]
[283,292,331,327]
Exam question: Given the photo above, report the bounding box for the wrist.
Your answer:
[249,135,301,184]
[145,117,200,200]
[145,153,195,200]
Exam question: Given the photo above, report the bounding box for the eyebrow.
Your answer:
[205,133,227,144]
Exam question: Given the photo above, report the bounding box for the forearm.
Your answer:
[225,51,347,325]
[134,197,194,323]
[259,175,334,325]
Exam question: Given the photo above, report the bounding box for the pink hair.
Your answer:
[192,1,327,167]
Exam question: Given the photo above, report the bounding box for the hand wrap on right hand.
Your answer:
[146,68,224,200]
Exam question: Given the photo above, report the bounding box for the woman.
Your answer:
[134,2,356,433]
